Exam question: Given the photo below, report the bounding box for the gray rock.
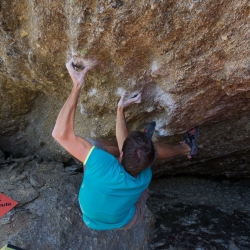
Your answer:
[65,164,83,171]
[229,242,240,250]
[0,149,5,160]
[148,177,250,249]
[29,172,45,188]
[0,157,155,250]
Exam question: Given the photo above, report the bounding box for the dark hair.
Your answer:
[121,131,156,176]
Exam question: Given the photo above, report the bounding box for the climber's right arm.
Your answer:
[52,58,92,163]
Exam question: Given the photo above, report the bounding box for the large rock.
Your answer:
[0,157,155,250]
[152,113,250,178]
[147,177,250,249]
[0,0,250,176]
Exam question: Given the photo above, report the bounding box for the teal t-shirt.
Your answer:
[78,146,152,230]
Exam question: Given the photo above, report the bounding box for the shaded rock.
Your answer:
[29,172,46,188]
[0,156,38,206]
[151,113,250,178]
[229,242,241,250]
[65,164,83,175]
[0,149,5,160]
[0,157,155,250]
[65,164,83,171]
[148,177,250,249]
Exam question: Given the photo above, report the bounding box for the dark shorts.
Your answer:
[85,138,150,229]
[120,188,149,230]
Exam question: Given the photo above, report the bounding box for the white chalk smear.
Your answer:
[150,85,177,136]
[127,78,136,86]
[153,119,168,136]
[91,132,96,138]
[146,107,154,113]
[151,60,159,72]
[154,86,176,115]
[89,88,97,96]
[189,3,194,10]
[80,103,85,115]
[116,87,125,96]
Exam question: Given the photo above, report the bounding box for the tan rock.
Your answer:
[0,0,250,176]
[20,29,28,38]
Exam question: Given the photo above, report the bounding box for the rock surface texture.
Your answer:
[0,154,155,250]
[0,0,250,176]
[148,177,250,249]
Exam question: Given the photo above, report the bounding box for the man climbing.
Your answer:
[52,58,199,230]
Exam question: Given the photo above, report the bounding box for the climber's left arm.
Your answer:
[116,92,141,153]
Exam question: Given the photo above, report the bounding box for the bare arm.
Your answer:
[116,92,141,152]
[116,105,128,153]
[52,58,93,162]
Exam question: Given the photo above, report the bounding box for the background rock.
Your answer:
[152,114,250,178]
[0,0,250,176]
[148,176,250,249]
[0,157,155,250]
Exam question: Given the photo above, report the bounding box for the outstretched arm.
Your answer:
[116,92,141,152]
[52,58,93,163]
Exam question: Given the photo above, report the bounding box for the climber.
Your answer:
[52,58,199,230]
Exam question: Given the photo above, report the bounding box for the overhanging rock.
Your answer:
[0,0,250,176]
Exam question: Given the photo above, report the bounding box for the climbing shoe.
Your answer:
[184,126,199,158]
[144,121,156,140]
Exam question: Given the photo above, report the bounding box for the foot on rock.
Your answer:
[184,126,199,159]
[144,121,156,140]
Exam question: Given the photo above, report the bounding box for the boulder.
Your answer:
[0,157,155,250]
[0,0,250,176]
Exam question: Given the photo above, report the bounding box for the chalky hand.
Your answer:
[66,58,92,89]
[118,91,142,109]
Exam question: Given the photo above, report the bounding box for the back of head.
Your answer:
[121,131,156,176]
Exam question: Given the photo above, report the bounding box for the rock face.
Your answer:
[153,114,250,178]
[0,0,250,176]
[0,154,155,250]
[147,177,250,249]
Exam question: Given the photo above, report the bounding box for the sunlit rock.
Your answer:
[0,0,250,176]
